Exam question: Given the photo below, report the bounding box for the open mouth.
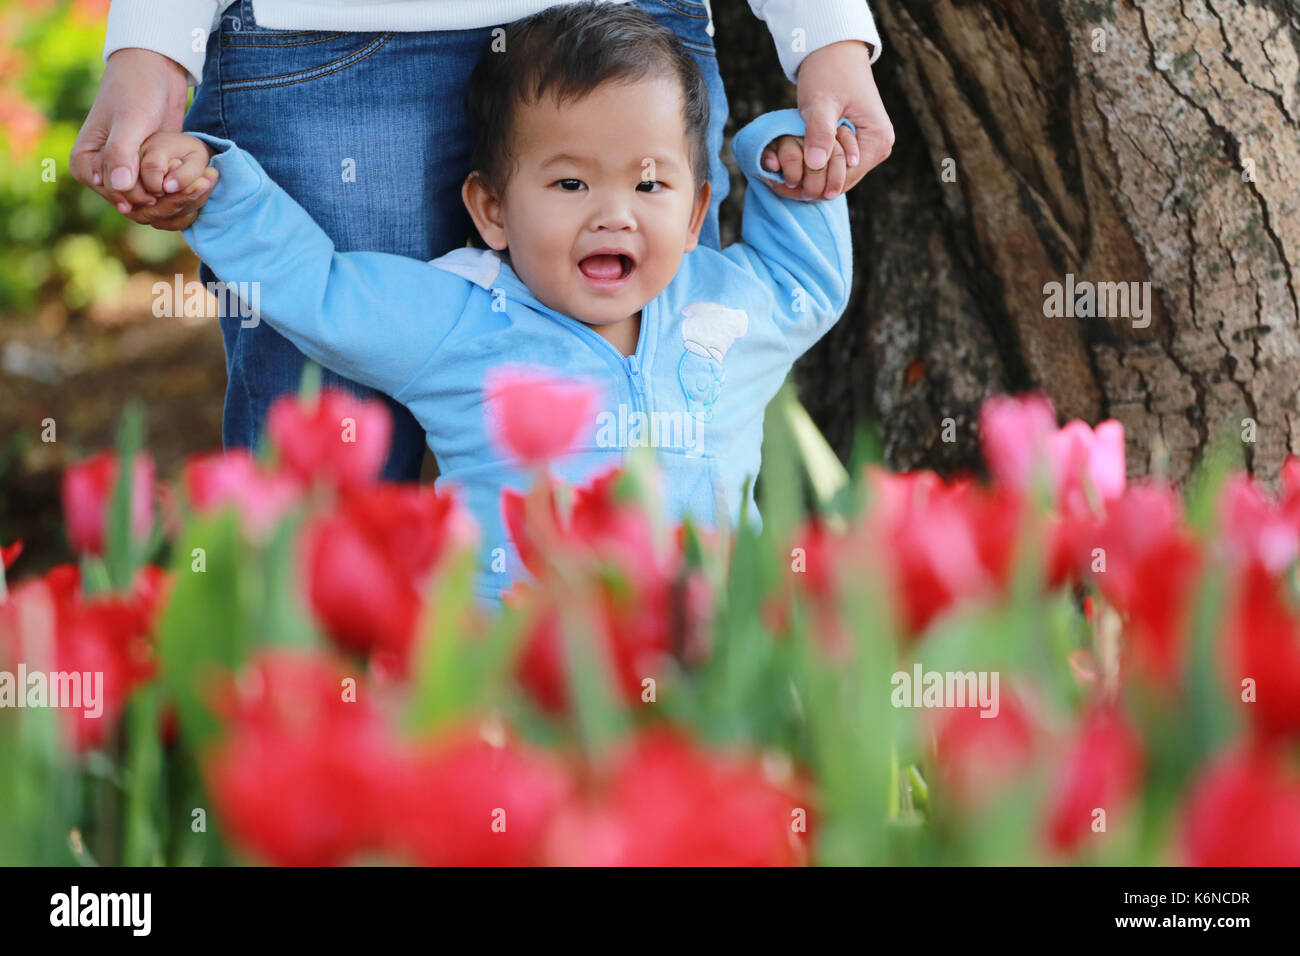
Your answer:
[578,253,635,285]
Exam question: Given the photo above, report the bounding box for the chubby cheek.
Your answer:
[508,215,576,292]
[639,230,684,291]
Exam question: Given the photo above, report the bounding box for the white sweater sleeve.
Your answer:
[103,0,228,88]
[746,0,883,82]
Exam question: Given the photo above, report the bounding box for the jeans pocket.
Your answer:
[637,0,717,56]
[220,28,394,90]
[657,0,712,15]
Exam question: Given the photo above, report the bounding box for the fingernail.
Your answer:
[806,147,828,169]
[91,171,102,186]
[187,178,209,193]
[825,188,838,199]
[110,166,133,190]
[116,201,131,213]
[164,177,180,193]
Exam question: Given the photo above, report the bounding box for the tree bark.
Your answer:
[716,0,1300,483]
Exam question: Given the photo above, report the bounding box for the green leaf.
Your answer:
[1184,427,1242,535]
[405,547,513,734]
[156,512,252,752]
[555,581,629,759]
[122,687,162,867]
[105,400,146,592]
[782,391,849,511]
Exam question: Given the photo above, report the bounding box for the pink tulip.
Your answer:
[62,451,155,556]
[1219,470,1300,575]
[979,393,1125,517]
[183,450,302,538]
[1052,419,1126,517]
[979,393,1058,492]
[484,367,601,465]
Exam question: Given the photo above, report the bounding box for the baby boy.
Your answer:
[144,1,855,603]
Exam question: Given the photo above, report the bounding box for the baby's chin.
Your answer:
[569,302,649,326]
[564,285,663,326]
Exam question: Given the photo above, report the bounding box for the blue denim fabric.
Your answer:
[184,0,731,481]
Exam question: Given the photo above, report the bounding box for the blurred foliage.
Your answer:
[0,0,184,319]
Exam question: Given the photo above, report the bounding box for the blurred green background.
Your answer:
[1,0,225,576]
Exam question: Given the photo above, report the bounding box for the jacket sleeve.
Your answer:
[722,109,854,360]
[746,0,882,82]
[181,132,473,401]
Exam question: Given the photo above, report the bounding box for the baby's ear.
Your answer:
[683,180,712,253]
[461,172,508,251]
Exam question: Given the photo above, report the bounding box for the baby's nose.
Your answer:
[588,196,636,231]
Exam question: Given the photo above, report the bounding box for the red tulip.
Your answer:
[504,468,678,712]
[930,689,1037,812]
[485,367,600,465]
[0,563,166,752]
[510,585,675,713]
[266,388,391,492]
[204,651,401,866]
[389,727,573,866]
[1,539,21,572]
[301,484,477,669]
[1182,745,1300,866]
[765,518,851,655]
[864,469,1021,639]
[1074,484,1201,689]
[544,729,811,866]
[183,449,301,538]
[1225,563,1300,743]
[62,451,155,556]
[1044,702,1143,855]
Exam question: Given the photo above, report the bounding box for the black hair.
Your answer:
[465,1,710,201]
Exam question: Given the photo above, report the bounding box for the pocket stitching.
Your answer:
[657,0,711,17]
[222,32,393,91]
[224,31,349,46]
[678,40,716,57]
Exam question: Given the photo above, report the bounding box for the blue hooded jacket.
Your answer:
[182,109,852,602]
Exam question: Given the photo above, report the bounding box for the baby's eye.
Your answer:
[555,179,585,191]
[636,180,661,193]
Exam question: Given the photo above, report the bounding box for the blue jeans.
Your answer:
[184,0,731,482]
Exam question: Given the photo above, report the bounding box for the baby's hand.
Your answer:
[760,125,856,201]
[136,131,220,230]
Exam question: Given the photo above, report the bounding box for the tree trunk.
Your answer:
[716,0,1300,483]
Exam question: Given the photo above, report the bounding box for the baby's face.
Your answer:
[465,76,710,327]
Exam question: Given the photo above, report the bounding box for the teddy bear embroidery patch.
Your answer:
[678,301,749,422]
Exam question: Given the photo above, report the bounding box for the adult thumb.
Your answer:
[800,99,842,171]
[101,111,155,192]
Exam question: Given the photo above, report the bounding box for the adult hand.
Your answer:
[70,48,209,229]
[770,40,895,202]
